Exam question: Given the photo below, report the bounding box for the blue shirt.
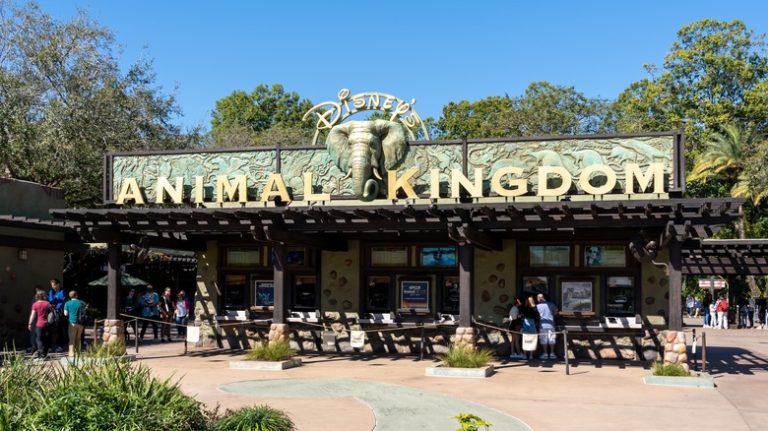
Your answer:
[63,299,83,325]
[536,301,557,328]
[141,292,160,317]
[48,289,66,311]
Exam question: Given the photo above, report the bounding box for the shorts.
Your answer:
[538,328,556,345]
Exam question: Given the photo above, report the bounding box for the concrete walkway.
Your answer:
[131,324,767,431]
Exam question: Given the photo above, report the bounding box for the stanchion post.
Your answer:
[134,319,139,354]
[419,323,425,361]
[692,329,698,371]
[563,329,569,376]
[701,332,707,373]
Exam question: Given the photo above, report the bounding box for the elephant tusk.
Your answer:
[341,171,352,181]
[372,167,383,181]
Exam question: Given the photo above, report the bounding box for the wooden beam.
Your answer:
[263,226,347,251]
[455,223,502,251]
[106,242,121,320]
[668,239,683,330]
[272,245,288,324]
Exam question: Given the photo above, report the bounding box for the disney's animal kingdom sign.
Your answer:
[107,90,681,206]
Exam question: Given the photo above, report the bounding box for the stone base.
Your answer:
[454,327,477,351]
[102,319,126,348]
[268,323,290,345]
[425,365,494,378]
[662,330,688,367]
[229,359,302,370]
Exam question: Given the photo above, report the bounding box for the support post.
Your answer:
[669,239,683,330]
[107,242,121,320]
[459,244,474,328]
[270,245,290,345]
[272,244,288,324]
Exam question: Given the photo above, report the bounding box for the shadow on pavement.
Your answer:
[702,346,768,376]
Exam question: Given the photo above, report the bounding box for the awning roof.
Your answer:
[682,238,768,275]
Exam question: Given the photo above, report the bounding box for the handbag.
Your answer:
[46,309,57,325]
[522,333,538,352]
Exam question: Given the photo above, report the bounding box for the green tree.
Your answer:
[0,1,198,206]
[688,123,766,297]
[610,20,768,154]
[437,82,609,139]
[210,84,314,147]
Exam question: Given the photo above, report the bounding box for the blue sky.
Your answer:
[36,0,768,132]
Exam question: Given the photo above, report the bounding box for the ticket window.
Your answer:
[366,275,392,313]
[440,276,460,314]
[292,275,318,311]
[223,274,248,311]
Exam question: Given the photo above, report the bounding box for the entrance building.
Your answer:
[51,122,746,360]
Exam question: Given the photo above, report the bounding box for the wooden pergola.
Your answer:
[52,197,745,330]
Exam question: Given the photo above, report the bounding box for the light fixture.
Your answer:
[17,249,28,261]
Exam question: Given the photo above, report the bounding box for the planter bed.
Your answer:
[642,370,714,388]
[425,365,494,378]
[60,354,137,366]
[230,358,302,371]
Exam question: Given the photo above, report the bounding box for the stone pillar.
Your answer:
[102,319,126,349]
[268,323,290,345]
[663,329,689,372]
[454,326,476,351]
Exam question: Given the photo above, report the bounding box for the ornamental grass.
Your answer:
[245,340,296,362]
[651,362,690,377]
[440,345,494,368]
[212,405,295,431]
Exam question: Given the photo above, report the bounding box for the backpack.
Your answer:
[75,301,89,325]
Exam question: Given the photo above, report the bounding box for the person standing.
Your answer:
[122,288,139,341]
[507,297,523,359]
[686,294,695,318]
[28,291,51,358]
[702,292,713,328]
[139,285,159,340]
[63,290,84,357]
[716,296,729,329]
[47,278,67,352]
[174,291,189,339]
[520,296,540,360]
[158,287,173,342]
[536,293,559,360]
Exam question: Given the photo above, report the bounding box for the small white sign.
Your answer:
[186,326,200,343]
[350,330,365,348]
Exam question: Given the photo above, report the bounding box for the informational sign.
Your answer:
[400,280,430,310]
[698,279,727,289]
[350,330,365,348]
[254,280,274,306]
[584,245,626,267]
[186,326,200,343]
[561,280,593,313]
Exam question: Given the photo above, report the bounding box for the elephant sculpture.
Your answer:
[326,120,408,201]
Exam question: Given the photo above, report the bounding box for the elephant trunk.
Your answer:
[350,141,379,201]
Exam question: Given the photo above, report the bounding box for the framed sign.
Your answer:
[420,246,457,267]
[561,279,593,313]
[522,276,549,295]
[584,245,626,267]
[399,280,430,311]
[441,276,460,313]
[286,247,306,266]
[606,276,635,315]
[370,246,409,267]
[529,245,570,267]
[253,280,274,307]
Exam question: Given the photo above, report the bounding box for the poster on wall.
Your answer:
[584,245,626,267]
[606,276,635,315]
[399,280,430,311]
[561,280,593,313]
[420,246,457,267]
[254,280,274,306]
[522,276,549,295]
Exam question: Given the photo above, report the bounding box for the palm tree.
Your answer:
[689,123,765,297]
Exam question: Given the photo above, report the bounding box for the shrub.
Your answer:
[441,346,494,368]
[0,356,210,431]
[651,362,689,377]
[85,338,127,357]
[213,405,295,431]
[245,341,296,362]
[454,413,492,431]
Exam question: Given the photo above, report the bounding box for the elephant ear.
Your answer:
[373,120,408,170]
[325,123,352,170]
